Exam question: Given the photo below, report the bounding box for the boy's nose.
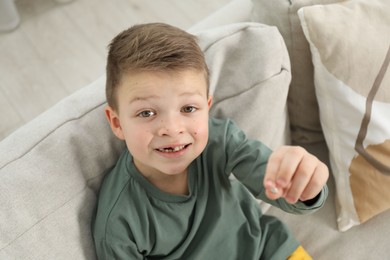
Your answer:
[157,114,184,137]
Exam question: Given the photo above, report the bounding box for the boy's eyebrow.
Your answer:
[129,95,158,104]
[179,91,205,97]
[129,91,206,104]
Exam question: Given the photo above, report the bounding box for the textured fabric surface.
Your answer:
[251,0,342,144]
[196,22,291,149]
[0,77,125,259]
[298,0,390,231]
[0,22,290,259]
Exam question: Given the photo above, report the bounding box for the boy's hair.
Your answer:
[106,23,210,111]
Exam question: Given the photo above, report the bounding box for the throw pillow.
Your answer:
[251,0,342,145]
[298,0,390,231]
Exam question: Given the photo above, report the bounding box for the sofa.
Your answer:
[1,0,389,259]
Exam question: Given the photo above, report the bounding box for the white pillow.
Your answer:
[298,0,390,231]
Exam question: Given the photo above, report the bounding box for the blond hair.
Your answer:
[106,23,209,111]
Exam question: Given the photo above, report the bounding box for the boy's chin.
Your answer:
[161,165,189,176]
[159,157,199,176]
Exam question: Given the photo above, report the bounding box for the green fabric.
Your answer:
[93,118,327,259]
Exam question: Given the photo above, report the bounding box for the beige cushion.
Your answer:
[0,22,291,259]
[195,23,291,149]
[251,0,342,144]
[0,78,124,259]
[298,0,390,231]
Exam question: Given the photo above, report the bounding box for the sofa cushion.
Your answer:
[195,22,291,149]
[0,77,124,259]
[251,0,342,144]
[298,0,390,231]
[0,22,291,258]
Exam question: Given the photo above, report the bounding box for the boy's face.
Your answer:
[106,70,212,179]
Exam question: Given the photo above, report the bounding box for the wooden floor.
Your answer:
[0,0,230,141]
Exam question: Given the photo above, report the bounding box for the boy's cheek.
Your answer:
[194,124,209,144]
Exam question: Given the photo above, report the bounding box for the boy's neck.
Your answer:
[145,170,189,196]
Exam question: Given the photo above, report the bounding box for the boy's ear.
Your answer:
[105,106,125,140]
[207,96,213,109]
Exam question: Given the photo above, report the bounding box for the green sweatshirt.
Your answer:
[93,118,327,260]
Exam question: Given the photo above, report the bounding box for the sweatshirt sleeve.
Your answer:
[94,238,145,260]
[221,119,328,215]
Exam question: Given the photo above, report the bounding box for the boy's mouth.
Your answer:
[156,144,191,153]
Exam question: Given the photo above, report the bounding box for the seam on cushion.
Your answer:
[213,68,289,104]
[202,25,289,101]
[0,184,93,251]
[202,24,264,53]
[0,101,106,171]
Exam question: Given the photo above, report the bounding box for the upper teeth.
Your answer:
[158,145,186,153]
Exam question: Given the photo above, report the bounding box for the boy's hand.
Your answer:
[264,146,329,204]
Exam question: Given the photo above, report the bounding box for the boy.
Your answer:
[93,23,329,259]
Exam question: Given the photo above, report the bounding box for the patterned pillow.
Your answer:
[298,0,390,231]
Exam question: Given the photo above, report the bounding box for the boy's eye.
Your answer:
[181,106,197,113]
[137,110,155,118]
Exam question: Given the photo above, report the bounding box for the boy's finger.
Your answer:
[264,151,280,184]
[284,171,312,204]
[284,153,318,203]
[264,151,283,199]
[299,163,329,201]
[264,179,282,200]
[274,147,306,188]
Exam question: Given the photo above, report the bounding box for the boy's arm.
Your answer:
[222,119,328,214]
[228,143,328,214]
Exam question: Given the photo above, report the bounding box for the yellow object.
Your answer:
[287,246,312,260]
